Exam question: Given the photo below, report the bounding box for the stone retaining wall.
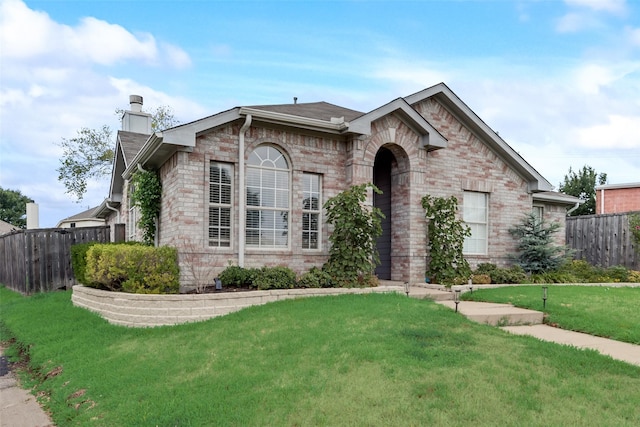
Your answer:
[72,285,404,328]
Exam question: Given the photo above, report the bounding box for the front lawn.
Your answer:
[463,285,640,344]
[1,286,639,426]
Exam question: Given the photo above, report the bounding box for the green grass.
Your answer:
[1,286,640,426]
[463,285,640,344]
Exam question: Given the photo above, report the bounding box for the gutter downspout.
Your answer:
[238,115,252,267]
[567,202,581,216]
[600,188,605,214]
[105,200,120,223]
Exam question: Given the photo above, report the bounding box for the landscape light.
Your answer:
[542,286,548,309]
[404,281,410,297]
[454,289,461,313]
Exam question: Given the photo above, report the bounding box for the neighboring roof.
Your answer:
[0,219,18,235]
[595,182,640,190]
[55,206,103,227]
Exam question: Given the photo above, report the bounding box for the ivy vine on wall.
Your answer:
[130,168,162,245]
[421,194,471,286]
[629,213,640,255]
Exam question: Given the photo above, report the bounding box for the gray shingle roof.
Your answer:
[246,101,364,122]
[118,131,149,166]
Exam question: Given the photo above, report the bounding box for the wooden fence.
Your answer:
[0,226,110,294]
[566,212,639,270]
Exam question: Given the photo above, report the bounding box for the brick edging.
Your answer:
[71,285,404,327]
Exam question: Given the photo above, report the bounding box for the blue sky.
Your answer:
[1,0,639,227]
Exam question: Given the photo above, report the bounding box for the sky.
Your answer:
[1,0,639,228]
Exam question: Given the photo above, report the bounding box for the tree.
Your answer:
[509,213,567,274]
[0,187,34,229]
[57,106,178,201]
[559,165,607,216]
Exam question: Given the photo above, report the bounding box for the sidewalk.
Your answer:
[0,349,53,427]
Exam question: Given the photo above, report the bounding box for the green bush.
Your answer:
[85,244,179,294]
[474,263,497,275]
[489,266,526,284]
[253,266,297,290]
[70,242,99,285]
[297,267,333,288]
[218,265,257,288]
[471,274,491,285]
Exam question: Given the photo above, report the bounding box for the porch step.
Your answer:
[435,300,544,326]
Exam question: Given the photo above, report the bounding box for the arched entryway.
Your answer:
[373,147,395,280]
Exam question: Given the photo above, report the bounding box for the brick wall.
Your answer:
[596,187,640,214]
[152,99,566,289]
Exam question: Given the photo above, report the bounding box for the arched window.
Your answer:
[246,145,290,248]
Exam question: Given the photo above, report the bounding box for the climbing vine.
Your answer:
[130,169,162,245]
[323,183,384,287]
[421,194,471,286]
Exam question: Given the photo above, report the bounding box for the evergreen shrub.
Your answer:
[85,244,179,294]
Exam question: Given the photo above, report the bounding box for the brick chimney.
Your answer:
[121,95,152,134]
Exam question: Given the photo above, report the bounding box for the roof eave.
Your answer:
[238,107,349,134]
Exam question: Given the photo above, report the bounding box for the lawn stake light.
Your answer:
[542,286,548,309]
[404,282,410,297]
[215,277,222,291]
[454,289,461,313]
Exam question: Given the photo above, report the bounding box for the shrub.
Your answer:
[297,267,333,288]
[474,263,497,275]
[421,195,471,286]
[70,242,98,285]
[628,270,640,283]
[253,266,297,290]
[323,184,384,287]
[85,244,179,294]
[605,266,630,283]
[218,265,255,288]
[489,266,526,284]
[529,272,578,284]
[509,213,568,274]
[471,274,491,285]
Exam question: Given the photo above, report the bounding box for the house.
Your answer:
[56,206,105,228]
[96,83,579,288]
[595,182,640,214]
[0,219,18,236]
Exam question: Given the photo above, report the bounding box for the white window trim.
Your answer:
[209,161,233,248]
[463,191,489,256]
[302,172,322,251]
[245,145,291,249]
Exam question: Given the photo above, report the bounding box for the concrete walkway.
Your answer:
[0,349,53,427]
[415,286,640,368]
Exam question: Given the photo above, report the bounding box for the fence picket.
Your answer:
[566,212,639,270]
[0,226,110,294]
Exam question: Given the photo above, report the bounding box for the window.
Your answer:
[246,145,290,248]
[463,191,488,255]
[128,184,138,241]
[302,173,321,249]
[532,205,544,225]
[209,162,233,247]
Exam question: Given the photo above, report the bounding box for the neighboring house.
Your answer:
[56,206,105,228]
[98,84,579,288]
[595,182,640,214]
[0,219,18,235]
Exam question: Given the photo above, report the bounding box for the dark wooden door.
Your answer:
[373,148,393,280]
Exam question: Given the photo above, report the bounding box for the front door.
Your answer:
[373,148,393,280]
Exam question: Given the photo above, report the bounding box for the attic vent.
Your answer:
[294,97,298,104]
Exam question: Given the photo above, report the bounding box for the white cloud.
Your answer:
[0,0,189,67]
[556,12,601,32]
[574,114,640,149]
[564,0,627,15]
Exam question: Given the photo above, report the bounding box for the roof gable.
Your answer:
[404,83,553,192]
